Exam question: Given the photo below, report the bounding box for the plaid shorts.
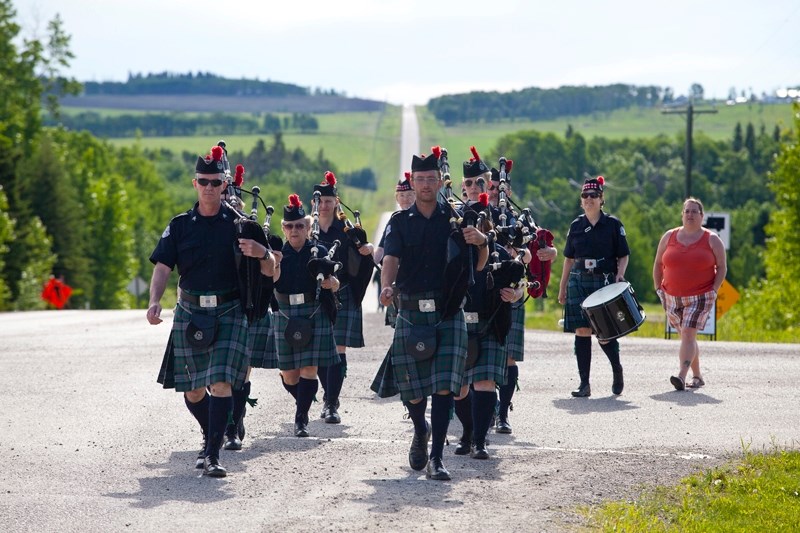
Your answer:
[659,289,716,330]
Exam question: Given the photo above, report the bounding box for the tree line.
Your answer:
[428,84,666,125]
[45,111,320,138]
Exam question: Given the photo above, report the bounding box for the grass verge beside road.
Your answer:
[584,447,800,532]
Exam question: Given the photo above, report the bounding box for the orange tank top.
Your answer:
[661,229,716,296]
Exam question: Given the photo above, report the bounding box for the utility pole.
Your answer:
[662,103,717,198]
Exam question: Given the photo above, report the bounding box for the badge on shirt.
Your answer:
[161,225,171,238]
[385,224,391,236]
[620,226,626,236]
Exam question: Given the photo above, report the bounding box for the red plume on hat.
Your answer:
[234,164,245,186]
[289,194,302,207]
[431,146,442,159]
[404,171,411,179]
[470,146,481,161]
[211,146,224,161]
[506,160,513,172]
[323,171,336,186]
[478,192,489,207]
[597,176,605,185]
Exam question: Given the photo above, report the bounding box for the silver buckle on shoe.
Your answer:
[289,293,306,305]
[464,312,479,324]
[418,299,436,312]
[199,295,218,308]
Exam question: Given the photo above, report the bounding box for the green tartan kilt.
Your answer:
[273,301,339,370]
[506,303,525,362]
[370,347,399,398]
[463,320,508,386]
[248,311,278,369]
[167,300,250,392]
[390,294,467,402]
[564,270,611,333]
[332,284,365,348]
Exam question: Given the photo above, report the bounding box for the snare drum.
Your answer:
[580,282,645,340]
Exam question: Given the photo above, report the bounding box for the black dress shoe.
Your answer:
[320,403,329,419]
[203,456,227,478]
[426,456,451,481]
[496,418,512,434]
[294,413,310,437]
[612,366,624,395]
[454,437,472,455]
[223,434,242,451]
[471,442,489,460]
[324,403,341,424]
[571,382,591,397]
[408,423,431,471]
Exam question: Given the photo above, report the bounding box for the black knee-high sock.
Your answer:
[600,339,621,369]
[185,392,209,438]
[227,381,250,436]
[205,395,233,459]
[326,353,347,405]
[430,393,453,460]
[453,390,473,441]
[318,365,329,397]
[280,374,298,400]
[498,365,519,420]
[403,397,428,436]
[296,377,318,418]
[575,336,592,384]
[472,390,497,446]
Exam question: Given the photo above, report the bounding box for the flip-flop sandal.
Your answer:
[688,376,705,388]
[670,376,685,391]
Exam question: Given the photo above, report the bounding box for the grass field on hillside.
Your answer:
[418,102,796,153]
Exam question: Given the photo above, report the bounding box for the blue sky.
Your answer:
[22,0,800,104]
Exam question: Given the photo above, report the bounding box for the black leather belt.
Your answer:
[180,290,239,306]
[274,291,316,305]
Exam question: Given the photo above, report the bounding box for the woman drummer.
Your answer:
[273,194,340,437]
[557,176,630,397]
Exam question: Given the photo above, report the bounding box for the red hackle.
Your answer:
[404,171,411,179]
[234,164,245,186]
[324,171,337,186]
[597,176,605,185]
[431,146,442,159]
[211,146,224,161]
[470,146,481,161]
[289,194,302,207]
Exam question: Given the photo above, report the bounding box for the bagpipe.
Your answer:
[480,230,531,343]
[434,146,484,320]
[336,197,377,306]
[215,140,282,323]
[491,156,554,299]
[308,189,342,323]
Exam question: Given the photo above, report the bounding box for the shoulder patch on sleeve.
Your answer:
[161,224,171,238]
[620,225,626,237]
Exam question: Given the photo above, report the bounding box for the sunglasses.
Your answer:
[581,192,600,199]
[197,178,224,187]
[464,179,479,187]
[282,222,306,230]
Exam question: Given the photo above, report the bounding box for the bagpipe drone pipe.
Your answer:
[308,189,342,323]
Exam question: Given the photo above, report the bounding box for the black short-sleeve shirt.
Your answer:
[563,211,630,273]
[149,203,239,292]
[383,201,453,294]
[275,240,329,295]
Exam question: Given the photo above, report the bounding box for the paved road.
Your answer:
[2,309,797,532]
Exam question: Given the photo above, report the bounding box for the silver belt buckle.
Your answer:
[289,293,306,305]
[199,295,217,308]
[418,299,436,312]
[464,312,479,324]
[584,259,597,271]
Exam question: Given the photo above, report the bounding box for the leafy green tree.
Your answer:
[0,185,14,308]
[13,216,55,310]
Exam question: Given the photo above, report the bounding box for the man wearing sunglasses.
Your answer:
[147,145,277,478]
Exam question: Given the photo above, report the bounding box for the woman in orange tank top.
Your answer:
[653,198,727,390]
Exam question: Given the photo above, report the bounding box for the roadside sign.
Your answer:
[715,279,739,320]
[704,212,730,250]
[127,276,148,297]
